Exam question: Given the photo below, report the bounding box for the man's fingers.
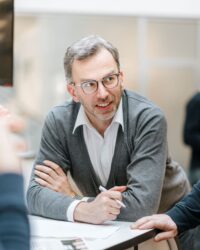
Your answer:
[35,165,58,179]
[108,206,121,215]
[104,190,122,201]
[43,160,65,175]
[137,220,156,230]
[131,217,151,229]
[110,186,127,192]
[154,231,176,242]
[131,214,178,243]
[35,177,54,190]
[34,169,55,184]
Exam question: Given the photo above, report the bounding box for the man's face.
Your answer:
[67,49,124,127]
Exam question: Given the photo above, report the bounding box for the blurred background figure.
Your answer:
[0,106,30,250]
[183,89,200,250]
[183,89,200,186]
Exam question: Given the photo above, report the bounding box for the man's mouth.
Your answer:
[96,102,112,110]
[97,103,110,107]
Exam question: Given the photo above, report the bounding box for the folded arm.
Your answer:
[35,160,127,224]
[27,111,125,223]
[27,111,77,221]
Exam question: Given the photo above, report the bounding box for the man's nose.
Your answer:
[96,82,109,99]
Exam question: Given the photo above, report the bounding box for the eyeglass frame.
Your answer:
[69,72,121,95]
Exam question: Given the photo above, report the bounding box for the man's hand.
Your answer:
[74,189,123,224]
[34,160,76,197]
[109,185,127,192]
[131,214,178,242]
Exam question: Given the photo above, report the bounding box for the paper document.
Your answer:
[30,216,120,239]
[31,238,88,250]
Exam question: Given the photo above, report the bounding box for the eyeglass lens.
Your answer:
[82,73,119,94]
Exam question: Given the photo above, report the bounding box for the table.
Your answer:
[86,221,157,250]
[30,216,157,250]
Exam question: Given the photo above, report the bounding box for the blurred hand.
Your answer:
[0,107,26,174]
[0,105,26,133]
[131,214,178,242]
[34,160,76,197]
[0,105,9,116]
[74,189,123,224]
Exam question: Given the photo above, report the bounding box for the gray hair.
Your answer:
[64,35,120,83]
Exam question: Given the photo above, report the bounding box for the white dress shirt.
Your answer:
[67,100,124,221]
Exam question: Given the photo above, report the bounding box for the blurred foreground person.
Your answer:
[183,91,200,250]
[0,106,30,250]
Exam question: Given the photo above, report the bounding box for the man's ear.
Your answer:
[119,71,124,90]
[67,84,79,102]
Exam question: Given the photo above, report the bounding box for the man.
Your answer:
[0,106,30,250]
[27,35,191,248]
[132,180,200,243]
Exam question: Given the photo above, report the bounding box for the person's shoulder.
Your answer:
[50,99,79,112]
[191,91,200,102]
[187,91,200,108]
[46,99,80,122]
[124,89,155,105]
[123,90,166,134]
[51,99,75,111]
[123,89,163,115]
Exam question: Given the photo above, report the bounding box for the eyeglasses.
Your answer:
[70,72,121,94]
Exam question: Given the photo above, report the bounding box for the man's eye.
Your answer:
[108,76,115,81]
[83,82,96,88]
[104,76,115,83]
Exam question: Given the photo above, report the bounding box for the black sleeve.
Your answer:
[167,180,200,234]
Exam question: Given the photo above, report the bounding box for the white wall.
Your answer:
[15,0,200,18]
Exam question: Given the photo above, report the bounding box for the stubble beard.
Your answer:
[93,108,116,121]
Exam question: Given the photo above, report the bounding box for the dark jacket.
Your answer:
[0,174,30,250]
[167,180,200,234]
[184,92,200,170]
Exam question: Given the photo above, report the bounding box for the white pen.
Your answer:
[99,185,126,208]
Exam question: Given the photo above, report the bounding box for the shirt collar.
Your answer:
[73,99,124,134]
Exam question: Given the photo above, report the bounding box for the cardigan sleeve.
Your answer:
[27,110,81,221]
[0,173,30,250]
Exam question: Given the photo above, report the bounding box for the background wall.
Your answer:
[13,12,200,170]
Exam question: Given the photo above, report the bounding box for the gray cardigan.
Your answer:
[27,90,190,221]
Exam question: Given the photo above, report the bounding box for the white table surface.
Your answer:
[85,220,155,250]
[29,216,156,250]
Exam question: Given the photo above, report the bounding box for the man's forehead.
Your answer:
[71,49,118,80]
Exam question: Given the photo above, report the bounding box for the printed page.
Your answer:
[31,238,89,250]
[30,216,120,239]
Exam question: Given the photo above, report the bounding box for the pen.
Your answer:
[99,185,126,208]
